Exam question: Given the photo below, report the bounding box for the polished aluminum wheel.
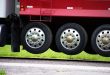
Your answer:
[96,30,110,51]
[25,27,45,49]
[60,28,80,50]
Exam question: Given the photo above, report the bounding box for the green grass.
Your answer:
[0,69,6,75]
[0,45,110,61]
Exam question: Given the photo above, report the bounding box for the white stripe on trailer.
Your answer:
[27,6,33,8]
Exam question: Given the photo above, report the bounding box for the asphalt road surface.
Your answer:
[0,58,110,75]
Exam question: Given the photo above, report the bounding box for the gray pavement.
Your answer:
[0,58,110,75]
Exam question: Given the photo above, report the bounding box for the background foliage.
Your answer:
[0,45,110,61]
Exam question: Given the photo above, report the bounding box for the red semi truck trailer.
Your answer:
[0,0,110,57]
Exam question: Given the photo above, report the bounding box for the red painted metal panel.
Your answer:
[19,0,110,18]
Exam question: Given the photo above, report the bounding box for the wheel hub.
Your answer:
[25,28,45,49]
[102,37,110,45]
[60,29,80,50]
[31,34,39,42]
[96,30,110,51]
[66,35,74,43]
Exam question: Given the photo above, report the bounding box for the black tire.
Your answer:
[50,24,61,52]
[0,24,7,47]
[91,24,110,57]
[50,40,61,52]
[55,23,87,55]
[84,45,97,54]
[21,22,52,54]
[84,39,97,54]
[50,34,61,52]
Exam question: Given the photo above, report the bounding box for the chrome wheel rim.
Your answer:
[25,27,45,49]
[96,30,110,51]
[60,28,80,50]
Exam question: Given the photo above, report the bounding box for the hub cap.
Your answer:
[60,29,80,50]
[96,30,110,51]
[25,28,45,49]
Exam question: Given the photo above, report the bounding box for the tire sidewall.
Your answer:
[56,23,87,55]
[21,22,52,54]
[91,24,110,57]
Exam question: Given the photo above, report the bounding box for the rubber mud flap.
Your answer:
[11,23,20,52]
